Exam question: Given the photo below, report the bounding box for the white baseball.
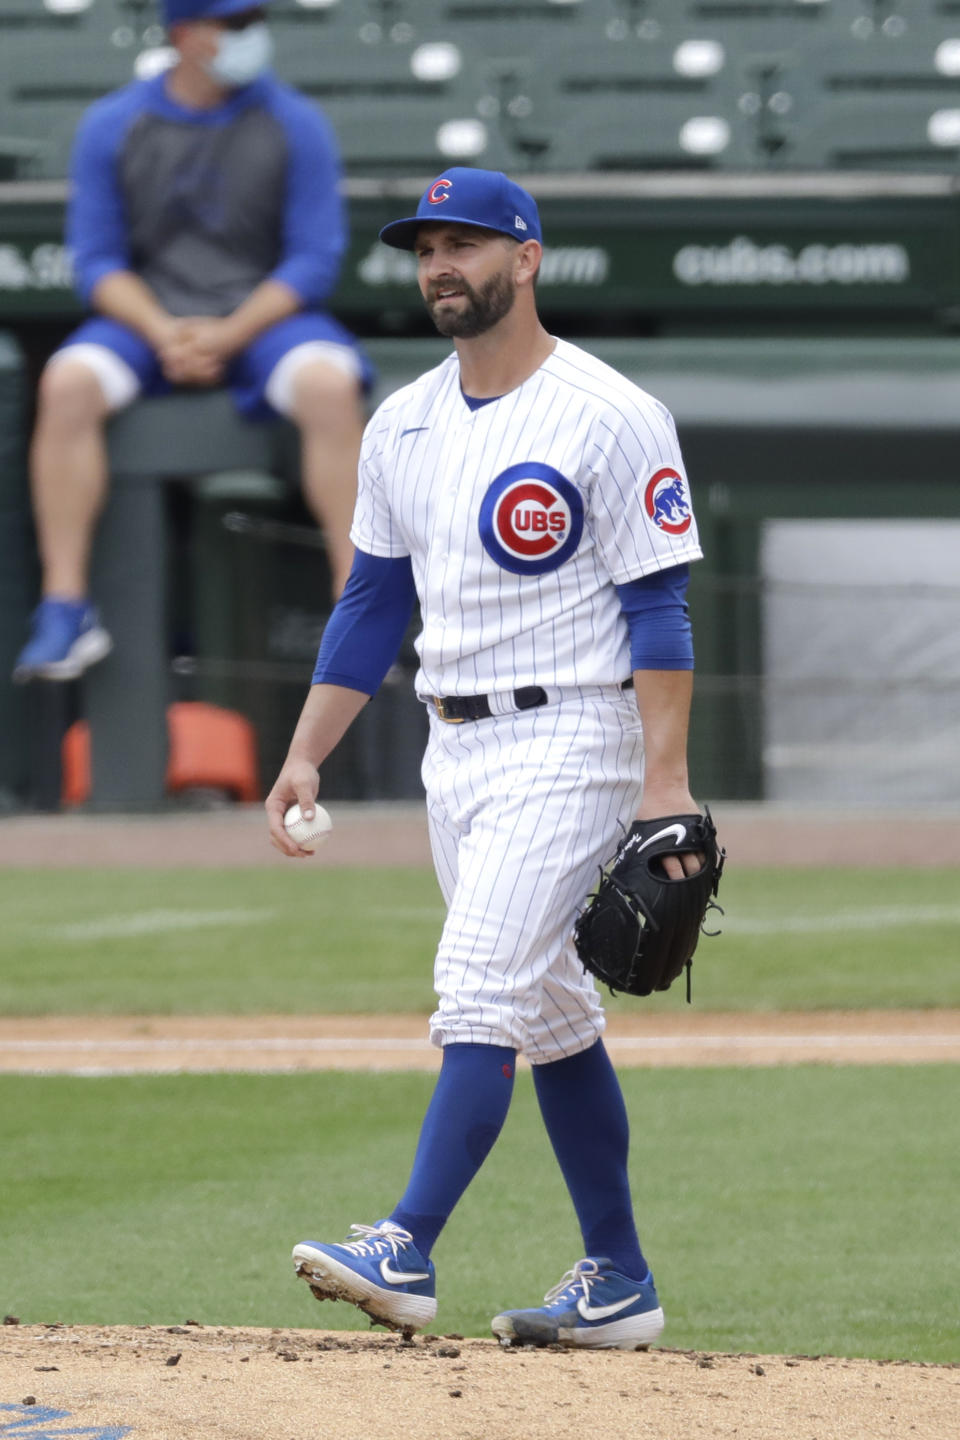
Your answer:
[283,802,332,852]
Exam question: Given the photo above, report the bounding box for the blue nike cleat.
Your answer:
[13,598,112,683]
[292,1220,437,1334]
[491,1257,665,1350]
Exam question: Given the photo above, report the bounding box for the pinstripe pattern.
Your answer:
[350,337,701,1060]
[351,338,703,697]
[423,690,645,1062]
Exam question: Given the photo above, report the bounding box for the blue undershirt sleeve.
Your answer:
[270,93,346,305]
[616,564,694,671]
[67,100,133,305]
[312,550,417,694]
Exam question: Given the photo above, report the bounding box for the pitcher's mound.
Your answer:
[1,1323,956,1440]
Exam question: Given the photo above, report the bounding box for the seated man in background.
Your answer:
[14,0,369,683]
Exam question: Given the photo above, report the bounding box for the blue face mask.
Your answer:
[204,21,273,87]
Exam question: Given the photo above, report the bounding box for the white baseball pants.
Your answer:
[423,686,645,1063]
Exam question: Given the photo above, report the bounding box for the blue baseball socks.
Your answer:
[532,1038,649,1282]
[389,1041,516,1257]
[388,1037,648,1284]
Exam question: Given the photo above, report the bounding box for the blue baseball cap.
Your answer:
[379,168,542,251]
[162,0,271,25]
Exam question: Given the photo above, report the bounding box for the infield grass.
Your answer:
[0,1066,957,1363]
[1,866,958,1014]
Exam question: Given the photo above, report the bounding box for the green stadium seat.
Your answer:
[778,90,960,167]
[464,33,775,170]
[592,0,706,42]
[80,390,294,810]
[0,103,79,178]
[541,32,725,90]
[441,0,586,15]
[807,28,960,91]
[0,27,147,177]
[271,0,454,41]
[269,0,379,47]
[3,0,956,181]
[685,0,830,16]
[0,31,142,97]
[728,20,960,168]
[496,87,760,170]
[449,0,622,47]
[0,130,47,180]
[655,11,835,66]
[0,2,96,34]
[831,0,943,41]
[320,88,513,174]
[272,28,459,97]
[0,0,167,52]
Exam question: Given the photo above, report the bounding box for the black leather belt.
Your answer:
[430,680,632,724]
[430,686,548,723]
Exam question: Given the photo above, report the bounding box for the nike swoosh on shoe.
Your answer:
[379,1258,431,1286]
[576,1293,643,1322]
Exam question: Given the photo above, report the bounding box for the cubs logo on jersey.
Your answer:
[644,467,693,536]
[479,462,584,576]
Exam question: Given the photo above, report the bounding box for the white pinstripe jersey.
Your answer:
[351,337,703,697]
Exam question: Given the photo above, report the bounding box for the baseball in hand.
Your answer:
[283,802,332,852]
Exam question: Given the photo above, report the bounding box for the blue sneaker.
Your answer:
[292,1221,437,1334]
[13,598,112,683]
[491,1257,665,1350]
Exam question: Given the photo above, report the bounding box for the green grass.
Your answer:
[0,866,958,1015]
[1,1067,957,1363]
[0,869,441,1016]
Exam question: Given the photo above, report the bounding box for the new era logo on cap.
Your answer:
[379,168,542,251]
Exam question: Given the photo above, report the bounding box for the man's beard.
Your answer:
[427,268,516,338]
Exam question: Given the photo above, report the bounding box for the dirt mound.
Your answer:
[1,1323,956,1440]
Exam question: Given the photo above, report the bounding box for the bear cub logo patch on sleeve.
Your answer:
[645,467,692,535]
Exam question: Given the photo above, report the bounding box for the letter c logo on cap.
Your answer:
[427,179,452,205]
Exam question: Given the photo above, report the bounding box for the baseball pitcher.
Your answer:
[266,168,722,1349]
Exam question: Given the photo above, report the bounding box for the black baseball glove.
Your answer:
[573,807,724,1002]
